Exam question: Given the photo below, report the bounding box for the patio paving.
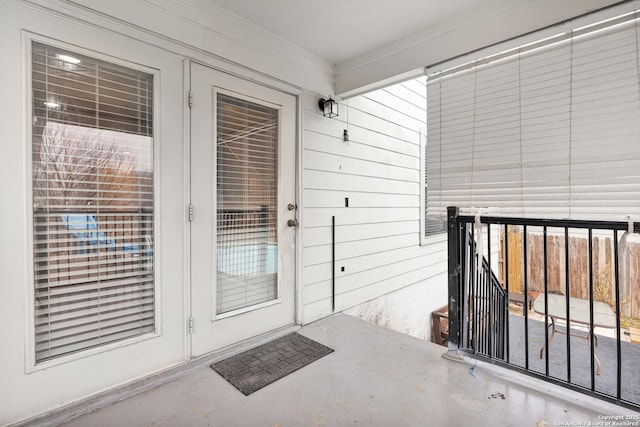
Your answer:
[33,314,639,426]
[508,313,640,405]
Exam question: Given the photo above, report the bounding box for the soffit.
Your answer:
[209,0,630,95]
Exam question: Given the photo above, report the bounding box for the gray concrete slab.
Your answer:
[59,314,638,427]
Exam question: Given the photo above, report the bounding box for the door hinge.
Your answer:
[188,204,194,222]
[188,317,194,334]
[188,90,193,108]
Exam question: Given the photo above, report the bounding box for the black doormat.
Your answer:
[211,333,334,396]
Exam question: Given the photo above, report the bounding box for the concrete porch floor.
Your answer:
[46,314,639,426]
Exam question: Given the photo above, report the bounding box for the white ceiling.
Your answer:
[210,0,484,65]
[210,0,630,95]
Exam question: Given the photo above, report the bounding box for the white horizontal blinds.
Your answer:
[425,79,441,218]
[427,12,640,220]
[520,39,571,218]
[424,144,446,235]
[427,70,475,217]
[216,93,278,314]
[423,91,446,237]
[32,42,154,363]
[570,19,640,219]
[471,56,522,214]
[427,56,524,218]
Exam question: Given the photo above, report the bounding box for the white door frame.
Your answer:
[187,60,302,357]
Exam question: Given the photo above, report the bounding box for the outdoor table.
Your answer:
[533,293,616,375]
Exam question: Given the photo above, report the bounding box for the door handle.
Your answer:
[287,219,298,227]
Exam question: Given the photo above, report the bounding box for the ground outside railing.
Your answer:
[446,206,640,410]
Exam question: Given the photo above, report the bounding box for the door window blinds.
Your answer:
[427,12,640,221]
[32,42,154,362]
[216,93,279,315]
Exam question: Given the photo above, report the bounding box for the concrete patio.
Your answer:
[30,314,640,427]
[507,311,640,404]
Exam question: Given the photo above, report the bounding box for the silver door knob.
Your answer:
[287,219,298,227]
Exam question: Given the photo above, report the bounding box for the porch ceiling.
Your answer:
[210,0,628,96]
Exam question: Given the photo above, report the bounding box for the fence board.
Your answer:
[502,231,639,319]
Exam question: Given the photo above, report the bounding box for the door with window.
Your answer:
[190,63,297,356]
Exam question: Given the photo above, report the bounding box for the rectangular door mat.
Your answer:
[211,332,334,396]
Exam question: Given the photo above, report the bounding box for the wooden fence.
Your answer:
[500,227,640,319]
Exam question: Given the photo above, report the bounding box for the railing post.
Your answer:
[446,206,462,358]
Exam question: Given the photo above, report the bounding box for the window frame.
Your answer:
[214,90,280,316]
[24,33,162,372]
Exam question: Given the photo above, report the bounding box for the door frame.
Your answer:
[184,59,303,359]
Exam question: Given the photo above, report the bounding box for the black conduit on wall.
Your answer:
[332,215,335,312]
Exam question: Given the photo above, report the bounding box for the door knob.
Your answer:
[287,219,298,227]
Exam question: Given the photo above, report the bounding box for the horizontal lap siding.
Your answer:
[302,78,447,323]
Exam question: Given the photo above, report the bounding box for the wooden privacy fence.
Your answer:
[501,226,640,319]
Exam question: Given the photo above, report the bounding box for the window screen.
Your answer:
[32,42,154,362]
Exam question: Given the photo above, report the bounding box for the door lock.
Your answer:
[287,219,298,227]
[287,203,296,211]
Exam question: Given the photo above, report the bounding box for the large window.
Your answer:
[426,11,640,221]
[31,42,155,362]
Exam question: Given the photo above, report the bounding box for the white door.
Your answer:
[190,63,297,356]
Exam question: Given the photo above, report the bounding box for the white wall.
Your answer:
[0,0,447,423]
[22,0,334,96]
[301,78,448,326]
[0,0,332,424]
[344,273,447,340]
[0,1,191,424]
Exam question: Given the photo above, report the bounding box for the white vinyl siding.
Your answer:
[32,42,155,362]
[302,77,448,323]
[427,11,640,221]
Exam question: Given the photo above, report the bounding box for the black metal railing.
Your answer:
[447,206,640,410]
[457,221,507,359]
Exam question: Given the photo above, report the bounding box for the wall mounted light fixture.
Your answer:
[318,97,338,118]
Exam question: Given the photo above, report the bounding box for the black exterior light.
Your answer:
[318,97,338,118]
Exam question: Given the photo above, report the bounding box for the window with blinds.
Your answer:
[426,11,640,221]
[216,93,279,315]
[31,42,154,363]
[424,146,446,237]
